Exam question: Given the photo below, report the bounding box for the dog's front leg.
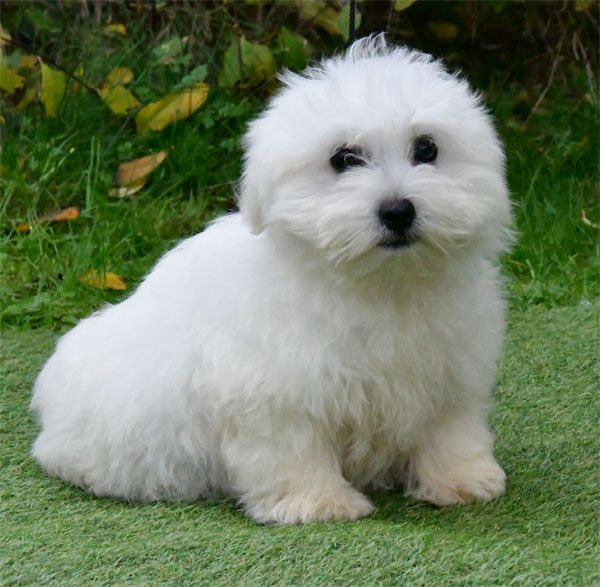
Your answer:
[222,415,373,525]
[404,408,506,506]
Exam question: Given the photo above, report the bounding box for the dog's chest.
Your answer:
[321,301,454,486]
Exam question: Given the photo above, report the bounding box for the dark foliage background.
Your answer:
[1,0,598,327]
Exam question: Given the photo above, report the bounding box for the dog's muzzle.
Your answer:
[377,198,418,249]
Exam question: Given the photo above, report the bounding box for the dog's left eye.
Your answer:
[330,147,365,173]
[413,136,438,165]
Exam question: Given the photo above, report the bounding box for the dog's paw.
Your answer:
[245,486,374,525]
[408,458,506,507]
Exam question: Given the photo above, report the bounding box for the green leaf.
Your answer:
[299,1,341,36]
[0,56,25,95]
[219,37,275,89]
[428,21,459,41]
[152,36,185,65]
[40,61,66,117]
[174,65,209,91]
[277,27,309,70]
[24,7,57,31]
[337,4,362,42]
[393,0,417,11]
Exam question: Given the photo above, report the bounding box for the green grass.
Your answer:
[1,4,598,329]
[1,304,598,585]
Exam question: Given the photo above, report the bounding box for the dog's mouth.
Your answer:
[377,230,418,250]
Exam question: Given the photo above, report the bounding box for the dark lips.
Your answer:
[378,233,417,249]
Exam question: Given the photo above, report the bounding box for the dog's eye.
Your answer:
[413,136,438,165]
[330,147,365,173]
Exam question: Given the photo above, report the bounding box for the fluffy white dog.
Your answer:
[31,36,512,524]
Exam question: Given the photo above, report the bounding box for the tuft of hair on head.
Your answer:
[344,33,437,72]
[345,33,390,62]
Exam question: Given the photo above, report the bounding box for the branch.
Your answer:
[4,36,99,96]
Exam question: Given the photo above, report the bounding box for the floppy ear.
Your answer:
[237,119,273,235]
[237,168,266,235]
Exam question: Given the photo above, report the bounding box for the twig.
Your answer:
[524,30,565,127]
[581,209,600,230]
[4,36,98,96]
[573,31,597,98]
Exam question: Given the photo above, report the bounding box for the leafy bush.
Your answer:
[0,1,598,327]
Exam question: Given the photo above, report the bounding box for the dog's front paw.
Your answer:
[408,457,506,507]
[245,486,374,525]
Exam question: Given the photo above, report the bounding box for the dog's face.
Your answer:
[239,38,512,270]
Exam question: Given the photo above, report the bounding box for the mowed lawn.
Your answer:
[1,303,597,586]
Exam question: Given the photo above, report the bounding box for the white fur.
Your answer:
[31,37,512,524]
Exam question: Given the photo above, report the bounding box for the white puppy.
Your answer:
[31,36,512,524]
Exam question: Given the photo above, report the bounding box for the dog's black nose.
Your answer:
[378,199,416,234]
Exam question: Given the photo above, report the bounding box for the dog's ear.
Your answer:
[238,121,272,235]
[237,169,266,235]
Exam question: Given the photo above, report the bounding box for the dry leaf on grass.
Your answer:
[136,83,208,133]
[393,0,417,11]
[97,84,140,115]
[16,206,80,232]
[299,2,341,36]
[40,61,66,117]
[0,59,25,94]
[109,151,168,198]
[103,23,127,36]
[80,271,127,291]
[97,66,139,115]
[105,67,134,86]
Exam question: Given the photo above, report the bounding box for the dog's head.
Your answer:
[238,36,512,270]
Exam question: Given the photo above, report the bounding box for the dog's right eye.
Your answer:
[330,147,365,173]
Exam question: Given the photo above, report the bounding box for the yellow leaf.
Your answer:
[428,22,459,41]
[103,23,127,36]
[17,85,36,110]
[0,60,25,95]
[394,0,417,10]
[71,63,84,95]
[96,67,137,115]
[136,83,209,133]
[337,4,362,42]
[97,84,140,115]
[40,61,66,117]
[16,206,80,232]
[299,2,340,36]
[0,26,11,48]
[109,151,168,197]
[80,271,127,291]
[0,114,4,125]
[219,38,275,88]
[105,66,133,85]
[15,54,37,70]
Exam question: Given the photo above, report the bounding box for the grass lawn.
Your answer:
[2,304,598,586]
